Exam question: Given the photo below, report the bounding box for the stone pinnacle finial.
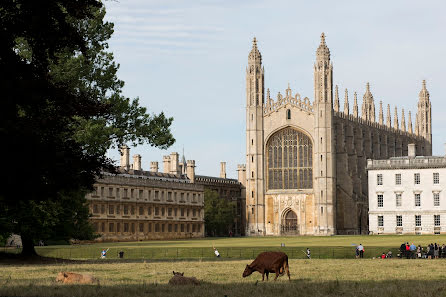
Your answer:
[386,104,391,128]
[408,111,413,134]
[394,106,399,130]
[366,82,370,92]
[379,101,384,125]
[334,85,339,112]
[419,79,430,100]
[401,108,406,132]
[353,92,358,118]
[344,89,349,115]
[321,32,326,44]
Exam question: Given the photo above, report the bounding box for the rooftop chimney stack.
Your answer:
[186,160,196,183]
[150,161,159,173]
[163,155,171,173]
[408,143,416,158]
[220,162,226,178]
[170,152,180,175]
[120,145,130,170]
[133,154,141,170]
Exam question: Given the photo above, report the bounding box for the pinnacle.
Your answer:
[320,32,326,44]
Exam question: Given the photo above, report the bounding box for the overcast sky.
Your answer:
[104,0,446,178]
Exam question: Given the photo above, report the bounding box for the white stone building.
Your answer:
[367,144,446,234]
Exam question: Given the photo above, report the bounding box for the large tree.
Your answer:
[0,0,175,256]
[204,189,235,237]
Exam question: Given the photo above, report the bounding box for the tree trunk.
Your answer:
[20,236,37,258]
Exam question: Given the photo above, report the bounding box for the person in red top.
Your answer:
[381,252,386,259]
[405,242,410,259]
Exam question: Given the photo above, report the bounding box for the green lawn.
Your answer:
[1,259,446,297]
[5,234,445,260]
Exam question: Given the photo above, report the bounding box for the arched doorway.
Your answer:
[281,209,298,235]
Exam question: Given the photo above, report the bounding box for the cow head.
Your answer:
[173,271,184,276]
[56,272,66,282]
[242,265,253,277]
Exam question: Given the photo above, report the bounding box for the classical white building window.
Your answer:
[415,193,421,207]
[434,215,440,226]
[433,192,440,207]
[377,174,383,185]
[414,173,420,184]
[415,215,421,227]
[395,193,402,207]
[396,215,402,227]
[376,174,383,186]
[395,173,401,185]
[378,215,384,227]
[377,194,383,207]
[433,172,439,184]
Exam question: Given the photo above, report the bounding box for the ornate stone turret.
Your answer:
[408,111,413,134]
[313,32,336,235]
[394,107,399,130]
[334,85,340,112]
[246,37,265,235]
[343,89,349,115]
[386,104,391,128]
[401,109,406,132]
[416,80,432,154]
[361,82,375,122]
[353,92,358,118]
[378,101,384,125]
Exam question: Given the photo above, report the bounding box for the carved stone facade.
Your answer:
[244,33,432,236]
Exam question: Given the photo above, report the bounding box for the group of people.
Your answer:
[355,244,365,258]
[399,242,446,259]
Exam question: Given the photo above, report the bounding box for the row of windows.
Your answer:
[377,192,441,207]
[94,222,202,233]
[377,215,441,227]
[377,173,440,186]
[92,187,202,203]
[92,204,201,217]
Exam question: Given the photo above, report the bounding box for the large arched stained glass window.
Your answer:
[267,128,313,190]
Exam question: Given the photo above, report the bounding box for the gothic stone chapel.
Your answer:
[245,33,432,236]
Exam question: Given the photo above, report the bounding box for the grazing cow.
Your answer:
[56,272,99,284]
[242,251,290,281]
[168,271,200,286]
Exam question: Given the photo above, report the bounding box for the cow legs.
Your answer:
[265,271,269,281]
[285,264,291,281]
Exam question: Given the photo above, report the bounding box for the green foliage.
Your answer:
[0,0,174,255]
[204,189,235,236]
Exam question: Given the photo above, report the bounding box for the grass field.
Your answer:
[7,234,445,260]
[1,259,446,297]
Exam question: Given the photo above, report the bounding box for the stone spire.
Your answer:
[408,111,413,134]
[386,104,391,128]
[353,92,358,118]
[401,109,406,132]
[416,80,432,153]
[378,101,384,125]
[361,82,375,122]
[248,37,262,62]
[343,88,349,115]
[394,106,399,130]
[334,85,340,112]
[316,32,330,66]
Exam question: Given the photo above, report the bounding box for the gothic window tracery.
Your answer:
[267,128,313,190]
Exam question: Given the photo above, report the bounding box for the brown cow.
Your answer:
[242,251,290,281]
[56,272,99,284]
[168,271,200,286]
